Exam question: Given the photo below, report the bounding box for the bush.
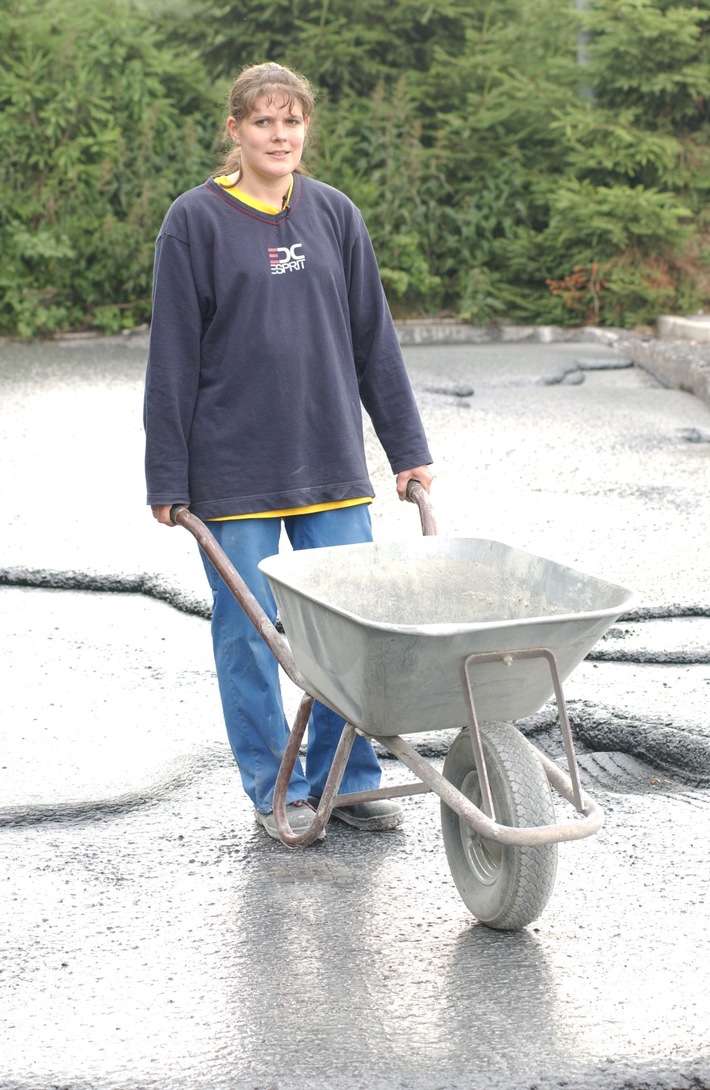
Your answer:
[0,0,216,337]
[1,0,709,335]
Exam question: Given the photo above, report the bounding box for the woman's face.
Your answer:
[228,94,309,190]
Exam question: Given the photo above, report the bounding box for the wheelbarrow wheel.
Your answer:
[441,722,558,931]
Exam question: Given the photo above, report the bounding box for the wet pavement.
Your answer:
[1,333,709,1090]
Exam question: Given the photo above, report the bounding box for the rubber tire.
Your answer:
[441,722,558,931]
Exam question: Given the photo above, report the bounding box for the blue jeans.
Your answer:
[200,505,382,813]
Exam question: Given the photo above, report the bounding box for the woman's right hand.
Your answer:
[151,504,177,526]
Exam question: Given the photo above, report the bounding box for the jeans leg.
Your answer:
[285,505,383,798]
[200,517,311,813]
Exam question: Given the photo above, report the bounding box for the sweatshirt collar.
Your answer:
[205,173,301,222]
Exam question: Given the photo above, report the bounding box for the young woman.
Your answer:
[144,62,433,841]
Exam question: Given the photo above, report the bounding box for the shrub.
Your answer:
[0,0,216,337]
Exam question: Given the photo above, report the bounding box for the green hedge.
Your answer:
[1,0,708,336]
[0,0,216,337]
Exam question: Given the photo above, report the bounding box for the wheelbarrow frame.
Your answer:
[170,486,604,851]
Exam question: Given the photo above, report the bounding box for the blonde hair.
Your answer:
[217,62,316,177]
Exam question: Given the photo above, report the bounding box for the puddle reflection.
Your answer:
[213,828,577,1085]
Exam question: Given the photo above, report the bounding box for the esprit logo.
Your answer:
[268,243,305,275]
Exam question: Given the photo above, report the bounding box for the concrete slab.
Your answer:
[658,314,710,342]
[1,334,709,1090]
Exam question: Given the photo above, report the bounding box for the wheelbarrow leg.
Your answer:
[271,695,357,847]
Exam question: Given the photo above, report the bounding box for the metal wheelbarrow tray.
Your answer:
[259,535,632,735]
[173,493,634,931]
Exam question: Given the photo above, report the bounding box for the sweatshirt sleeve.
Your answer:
[143,224,205,506]
[346,214,433,474]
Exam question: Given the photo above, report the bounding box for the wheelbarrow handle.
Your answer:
[168,504,309,691]
[406,480,438,537]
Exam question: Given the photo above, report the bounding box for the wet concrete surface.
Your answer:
[1,334,709,1089]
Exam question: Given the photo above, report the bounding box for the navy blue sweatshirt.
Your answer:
[144,173,432,519]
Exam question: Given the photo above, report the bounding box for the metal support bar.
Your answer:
[272,701,362,845]
[373,732,603,846]
[461,657,496,821]
[325,782,431,808]
[462,647,585,812]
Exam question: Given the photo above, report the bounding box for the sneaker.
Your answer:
[308,796,404,832]
[255,801,325,842]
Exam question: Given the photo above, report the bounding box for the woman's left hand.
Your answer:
[395,465,434,501]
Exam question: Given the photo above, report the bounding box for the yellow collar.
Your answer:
[214,174,293,214]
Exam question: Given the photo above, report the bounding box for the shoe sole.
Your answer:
[329,806,404,832]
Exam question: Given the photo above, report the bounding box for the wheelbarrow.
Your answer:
[171,486,634,931]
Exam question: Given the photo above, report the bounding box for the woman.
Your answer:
[144,62,433,841]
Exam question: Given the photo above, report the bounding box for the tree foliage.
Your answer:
[1,0,708,336]
[0,0,215,336]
